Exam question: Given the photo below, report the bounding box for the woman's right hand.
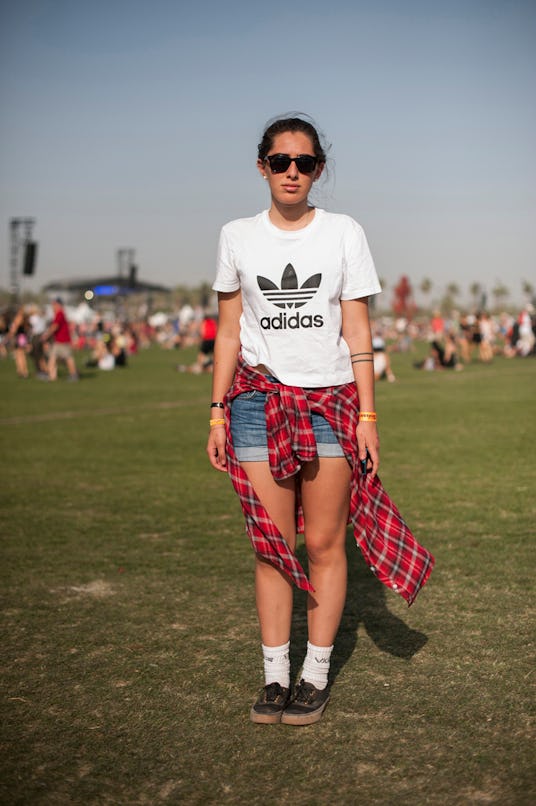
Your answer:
[206,425,227,472]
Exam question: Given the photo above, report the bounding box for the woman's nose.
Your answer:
[286,158,299,177]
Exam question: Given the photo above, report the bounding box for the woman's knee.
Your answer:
[255,554,295,595]
[305,531,346,566]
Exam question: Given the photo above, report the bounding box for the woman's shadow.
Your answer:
[290,529,428,683]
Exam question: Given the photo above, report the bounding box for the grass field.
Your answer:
[1,344,535,805]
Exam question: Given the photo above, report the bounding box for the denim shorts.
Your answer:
[230,380,345,462]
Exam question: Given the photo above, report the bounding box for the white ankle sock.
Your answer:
[262,641,290,688]
[302,641,333,690]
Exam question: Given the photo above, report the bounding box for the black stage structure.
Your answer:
[42,275,170,301]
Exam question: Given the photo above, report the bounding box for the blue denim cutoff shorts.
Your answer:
[230,378,345,462]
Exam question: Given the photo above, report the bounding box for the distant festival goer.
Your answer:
[476,312,494,363]
[457,314,473,363]
[28,305,48,377]
[177,313,217,373]
[196,313,217,371]
[516,305,535,356]
[414,334,461,371]
[430,310,445,339]
[206,114,434,727]
[42,298,78,381]
[8,306,31,378]
[0,312,9,358]
[372,335,396,382]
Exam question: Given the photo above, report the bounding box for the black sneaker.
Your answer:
[250,682,290,724]
[281,679,330,726]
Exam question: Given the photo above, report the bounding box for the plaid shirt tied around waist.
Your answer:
[224,358,434,606]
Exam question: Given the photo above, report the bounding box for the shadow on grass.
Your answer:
[290,529,428,684]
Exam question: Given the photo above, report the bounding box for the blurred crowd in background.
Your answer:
[1,297,534,382]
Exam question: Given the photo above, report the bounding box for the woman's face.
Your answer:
[257,130,324,208]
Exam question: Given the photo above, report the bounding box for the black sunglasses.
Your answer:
[264,153,319,175]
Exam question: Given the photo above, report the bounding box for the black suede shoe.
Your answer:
[250,682,291,724]
[281,679,330,725]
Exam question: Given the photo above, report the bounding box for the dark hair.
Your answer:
[257,115,328,163]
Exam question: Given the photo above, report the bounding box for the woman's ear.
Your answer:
[314,162,325,182]
[256,159,267,179]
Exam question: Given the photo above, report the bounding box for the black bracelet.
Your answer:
[210,402,225,409]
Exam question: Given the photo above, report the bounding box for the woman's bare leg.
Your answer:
[15,348,28,377]
[300,457,352,646]
[48,351,57,380]
[240,462,296,646]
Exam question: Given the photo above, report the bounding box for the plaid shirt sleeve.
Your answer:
[317,384,435,606]
[224,359,434,605]
[351,473,434,606]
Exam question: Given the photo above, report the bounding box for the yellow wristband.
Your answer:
[359,412,377,422]
[209,418,225,427]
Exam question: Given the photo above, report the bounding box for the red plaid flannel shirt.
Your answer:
[224,359,434,606]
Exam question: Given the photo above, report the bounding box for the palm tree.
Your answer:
[446,283,460,305]
[469,282,482,309]
[419,278,432,311]
[198,282,212,310]
[522,280,534,304]
[491,283,510,311]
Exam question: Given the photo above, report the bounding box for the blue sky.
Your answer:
[1,0,534,305]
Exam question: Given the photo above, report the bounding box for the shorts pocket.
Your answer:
[234,389,260,401]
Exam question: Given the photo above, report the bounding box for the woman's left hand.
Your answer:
[356,420,380,478]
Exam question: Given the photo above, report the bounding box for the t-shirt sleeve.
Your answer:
[340,219,382,300]
[212,227,240,292]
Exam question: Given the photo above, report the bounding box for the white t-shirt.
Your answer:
[213,208,381,387]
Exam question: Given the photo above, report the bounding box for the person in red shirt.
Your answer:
[430,310,445,338]
[42,298,78,381]
[197,314,217,370]
[177,314,218,373]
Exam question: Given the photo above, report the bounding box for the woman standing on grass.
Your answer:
[207,114,433,726]
[9,306,31,379]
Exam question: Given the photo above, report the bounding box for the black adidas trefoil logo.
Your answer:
[257,264,324,331]
[257,263,321,310]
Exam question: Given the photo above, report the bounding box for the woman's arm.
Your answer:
[206,289,242,472]
[341,297,380,477]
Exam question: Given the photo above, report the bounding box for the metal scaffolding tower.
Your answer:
[9,217,35,300]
